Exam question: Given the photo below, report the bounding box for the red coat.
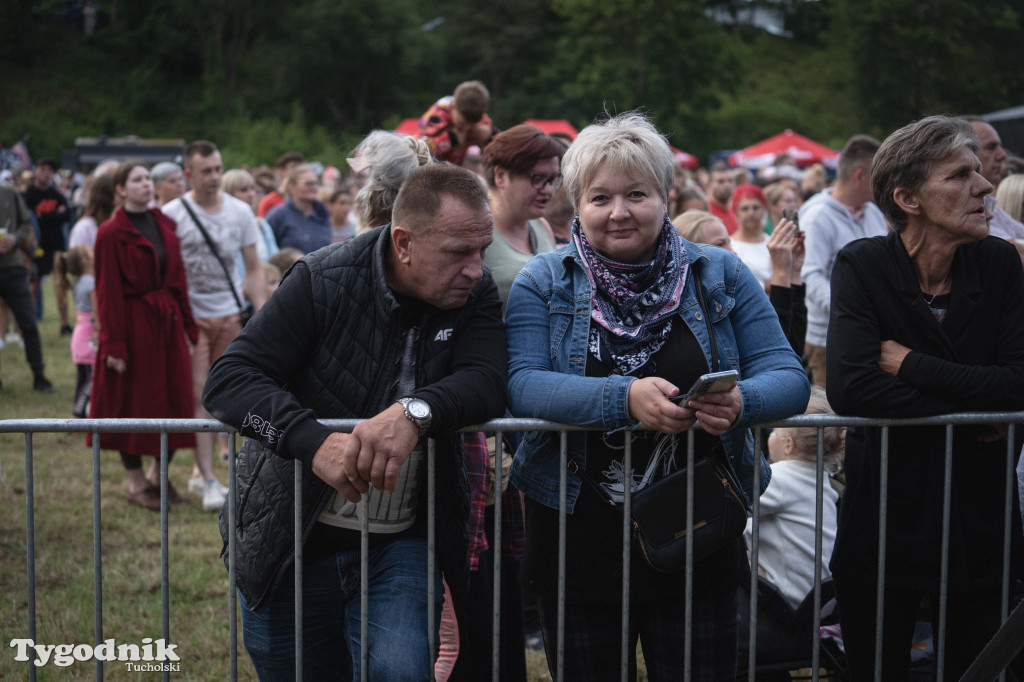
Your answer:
[88,208,198,454]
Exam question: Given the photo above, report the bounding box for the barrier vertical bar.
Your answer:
[160,433,170,682]
[427,437,437,681]
[747,427,763,682]
[684,429,696,681]
[1000,424,1016,682]
[492,430,503,682]
[358,479,368,682]
[294,460,303,681]
[935,425,954,682]
[811,427,825,682]
[557,430,568,682]
[227,432,238,682]
[619,433,632,682]
[25,432,37,682]
[874,427,890,681]
[93,435,104,681]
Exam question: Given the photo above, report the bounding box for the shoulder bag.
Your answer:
[180,197,253,326]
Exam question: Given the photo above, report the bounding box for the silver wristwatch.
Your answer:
[397,397,432,437]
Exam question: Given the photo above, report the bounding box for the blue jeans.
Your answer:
[240,535,443,681]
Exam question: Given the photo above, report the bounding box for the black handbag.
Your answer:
[180,197,253,325]
[628,441,748,571]
[570,261,750,573]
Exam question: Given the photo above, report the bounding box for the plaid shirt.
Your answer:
[462,432,526,570]
[463,431,490,570]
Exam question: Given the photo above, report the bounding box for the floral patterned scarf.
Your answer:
[572,214,688,376]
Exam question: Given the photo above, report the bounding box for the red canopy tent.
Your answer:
[522,118,579,140]
[728,130,839,170]
[670,147,699,170]
[394,118,421,136]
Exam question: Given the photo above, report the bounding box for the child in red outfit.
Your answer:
[417,80,498,165]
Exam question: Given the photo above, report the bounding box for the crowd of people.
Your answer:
[2,82,1024,680]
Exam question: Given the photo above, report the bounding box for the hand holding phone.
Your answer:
[669,370,739,405]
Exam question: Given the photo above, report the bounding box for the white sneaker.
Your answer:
[5,332,23,348]
[188,476,205,494]
[202,480,226,512]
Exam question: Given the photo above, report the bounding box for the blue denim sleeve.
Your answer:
[505,264,635,429]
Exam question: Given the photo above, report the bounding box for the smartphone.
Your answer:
[781,208,799,227]
[670,370,739,405]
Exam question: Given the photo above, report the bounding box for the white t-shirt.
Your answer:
[162,194,259,319]
[68,216,98,249]
[731,237,772,287]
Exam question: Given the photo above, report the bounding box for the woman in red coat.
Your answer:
[90,160,198,510]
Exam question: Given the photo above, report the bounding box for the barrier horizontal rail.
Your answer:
[3,411,1024,434]
[2,412,1022,682]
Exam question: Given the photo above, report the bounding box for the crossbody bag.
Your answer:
[180,197,253,325]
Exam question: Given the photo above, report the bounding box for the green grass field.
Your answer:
[0,282,252,680]
[0,280,564,681]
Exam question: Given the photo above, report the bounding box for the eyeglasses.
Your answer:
[529,173,562,190]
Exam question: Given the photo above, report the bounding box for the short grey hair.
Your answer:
[562,111,674,212]
[871,115,979,232]
[151,161,182,184]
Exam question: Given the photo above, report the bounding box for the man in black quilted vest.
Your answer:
[203,163,507,681]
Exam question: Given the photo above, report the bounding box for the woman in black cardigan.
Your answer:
[826,114,1024,680]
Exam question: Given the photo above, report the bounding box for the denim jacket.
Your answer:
[506,238,810,513]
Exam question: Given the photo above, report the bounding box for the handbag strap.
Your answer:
[692,258,718,372]
[567,256,720,504]
[180,196,246,313]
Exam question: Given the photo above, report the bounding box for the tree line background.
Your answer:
[3,0,1024,170]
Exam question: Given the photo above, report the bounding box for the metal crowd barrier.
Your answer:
[1,413,1022,682]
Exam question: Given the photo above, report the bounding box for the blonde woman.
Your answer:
[265,164,330,253]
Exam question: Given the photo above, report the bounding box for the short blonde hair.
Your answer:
[672,210,720,243]
[221,168,255,197]
[561,111,674,212]
[778,386,845,475]
[996,173,1024,223]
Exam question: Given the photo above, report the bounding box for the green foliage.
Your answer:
[831,0,1024,132]
[3,0,1023,166]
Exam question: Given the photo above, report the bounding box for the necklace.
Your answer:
[921,276,951,306]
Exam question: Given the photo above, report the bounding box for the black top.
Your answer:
[23,184,69,250]
[827,232,1024,591]
[521,321,738,604]
[124,209,167,278]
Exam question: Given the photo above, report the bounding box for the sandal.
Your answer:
[127,487,161,512]
[146,480,185,504]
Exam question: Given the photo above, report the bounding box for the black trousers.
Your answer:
[834,575,1004,681]
[0,265,46,379]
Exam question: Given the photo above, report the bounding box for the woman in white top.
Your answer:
[728,184,773,288]
[68,174,115,249]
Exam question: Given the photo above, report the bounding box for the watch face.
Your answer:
[407,399,431,420]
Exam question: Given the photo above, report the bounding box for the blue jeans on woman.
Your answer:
[240,535,443,681]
